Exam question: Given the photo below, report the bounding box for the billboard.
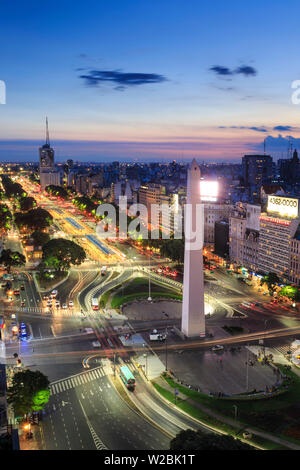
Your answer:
[267,195,299,218]
[200,181,218,202]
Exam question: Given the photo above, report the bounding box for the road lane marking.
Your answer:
[78,400,108,450]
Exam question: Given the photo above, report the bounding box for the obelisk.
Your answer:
[181,159,205,337]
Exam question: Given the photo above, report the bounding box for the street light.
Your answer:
[148,248,152,301]
[233,405,238,421]
[164,312,169,372]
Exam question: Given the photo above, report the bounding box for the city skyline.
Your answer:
[1,0,300,161]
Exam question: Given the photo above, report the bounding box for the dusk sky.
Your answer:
[1,0,300,162]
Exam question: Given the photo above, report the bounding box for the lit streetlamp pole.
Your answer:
[164,312,169,372]
[148,248,152,301]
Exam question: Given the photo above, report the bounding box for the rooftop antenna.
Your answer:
[46,116,50,146]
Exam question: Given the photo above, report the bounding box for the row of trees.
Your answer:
[0,203,13,232]
[1,175,26,200]
[45,185,69,200]
[140,237,184,263]
[14,207,53,232]
[72,195,99,215]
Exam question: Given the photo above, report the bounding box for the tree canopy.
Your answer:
[42,238,86,271]
[1,175,26,200]
[14,207,53,231]
[170,429,253,451]
[0,249,26,272]
[45,185,69,200]
[260,272,280,295]
[19,196,36,212]
[7,369,50,418]
[30,231,50,247]
[0,204,13,231]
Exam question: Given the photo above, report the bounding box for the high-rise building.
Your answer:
[39,117,54,171]
[258,195,300,281]
[242,154,273,187]
[39,118,61,190]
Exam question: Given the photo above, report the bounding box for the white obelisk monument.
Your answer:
[181,159,205,337]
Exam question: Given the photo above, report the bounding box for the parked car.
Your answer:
[212,345,224,352]
[68,300,74,307]
[62,303,67,309]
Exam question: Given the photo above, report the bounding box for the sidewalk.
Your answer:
[18,426,42,450]
[155,377,300,450]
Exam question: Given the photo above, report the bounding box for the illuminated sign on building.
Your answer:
[267,196,299,219]
[200,181,218,202]
[260,216,291,226]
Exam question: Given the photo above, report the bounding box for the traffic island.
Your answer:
[151,368,300,450]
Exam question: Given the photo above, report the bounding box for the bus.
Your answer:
[92,297,99,310]
[119,366,136,390]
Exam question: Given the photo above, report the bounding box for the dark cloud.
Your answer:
[234,65,257,76]
[219,125,267,133]
[210,64,257,78]
[273,125,293,131]
[209,66,233,76]
[79,69,167,90]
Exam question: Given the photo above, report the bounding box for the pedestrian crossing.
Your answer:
[50,367,107,396]
[274,345,291,356]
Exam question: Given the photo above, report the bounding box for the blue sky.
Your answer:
[1,0,300,162]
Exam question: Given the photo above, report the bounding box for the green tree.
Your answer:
[19,196,36,212]
[15,207,53,231]
[0,249,26,272]
[0,204,13,232]
[170,429,253,450]
[260,272,280,296]
[42,238,86,271]
[30,231,50,247]
[7,369,50,418]
[278,285,300,301]
[45,185,69,200]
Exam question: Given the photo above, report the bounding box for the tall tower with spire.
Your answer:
[39,117,55,170]
[39,117,61,190]
[181,159,205,337]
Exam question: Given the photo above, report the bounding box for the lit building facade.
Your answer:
[258,196,300,281]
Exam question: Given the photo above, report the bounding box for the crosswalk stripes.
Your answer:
[50,366,107,396]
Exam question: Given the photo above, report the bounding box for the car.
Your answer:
[13,289,20,295]
[55,301,60,308]
[68,300,74,307]
[43,295,49,300]
[51,290,58,298]
[212,345,224,352]
[19,322,27,338]
[20,285,25,291]
[62,303,67,309]
[11,313,16,319]
[21,300,25,307]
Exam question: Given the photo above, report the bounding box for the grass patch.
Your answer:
[162,368,300,441]
[36,271,68,290]
[111,291,182,308]
[110,276,182,308]
[154,380,292,450]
